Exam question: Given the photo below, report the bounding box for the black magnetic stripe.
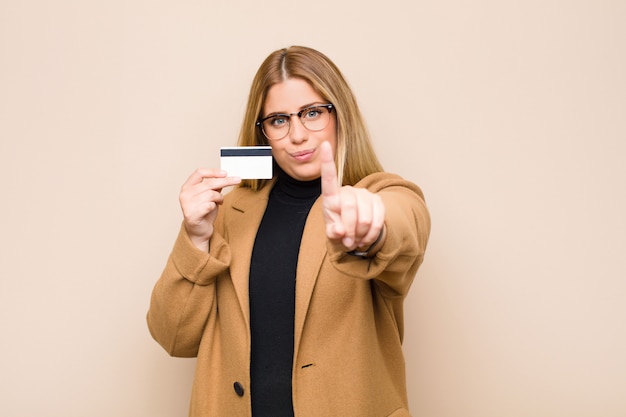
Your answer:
[220,148,272,157]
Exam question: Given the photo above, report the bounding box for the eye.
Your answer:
[302,107,323,120]
[268,115,289,128]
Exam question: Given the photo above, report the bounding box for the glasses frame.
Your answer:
[256,103,334,141]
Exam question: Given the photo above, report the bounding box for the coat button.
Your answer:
[233,382,244,397]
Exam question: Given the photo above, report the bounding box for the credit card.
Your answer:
[220,146,273,179]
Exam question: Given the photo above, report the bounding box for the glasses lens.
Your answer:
[301,106,331,132]
[262,116,290,140]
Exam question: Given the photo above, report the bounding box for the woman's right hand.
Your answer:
[179,169,241,252]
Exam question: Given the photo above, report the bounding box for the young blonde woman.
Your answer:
[147,45,430,417]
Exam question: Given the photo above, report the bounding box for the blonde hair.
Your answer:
[237,46,383,190]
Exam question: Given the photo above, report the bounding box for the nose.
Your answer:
[288,115,308,143]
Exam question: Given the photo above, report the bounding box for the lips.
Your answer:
[290,149,315,162]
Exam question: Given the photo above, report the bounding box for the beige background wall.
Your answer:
[1,1,624,416]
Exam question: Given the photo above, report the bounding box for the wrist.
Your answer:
[184,225,211,253]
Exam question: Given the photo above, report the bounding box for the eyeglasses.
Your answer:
[256,103,334,141]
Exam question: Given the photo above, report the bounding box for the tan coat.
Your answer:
[147,172,430,417]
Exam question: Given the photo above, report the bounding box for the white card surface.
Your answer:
[220,146,273,179]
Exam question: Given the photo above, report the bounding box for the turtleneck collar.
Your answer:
[274,161,321,200]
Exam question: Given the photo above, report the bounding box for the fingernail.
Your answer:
[343,237,353,247]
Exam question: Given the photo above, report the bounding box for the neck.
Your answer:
[275,163,321,199]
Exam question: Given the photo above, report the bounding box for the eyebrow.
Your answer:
[264,102,325,117]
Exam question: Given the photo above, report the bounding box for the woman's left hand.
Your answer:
[320,141,385,252]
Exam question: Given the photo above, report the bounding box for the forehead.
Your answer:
[264,78,324,112]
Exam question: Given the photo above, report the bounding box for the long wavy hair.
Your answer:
[237,45,383,190]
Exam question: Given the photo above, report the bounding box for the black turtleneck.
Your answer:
[249,165,321,417]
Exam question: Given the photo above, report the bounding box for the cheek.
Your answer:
[269,143,288,164]
[324,126,338,150]
[326,118,338,141]
[268,141,283,154]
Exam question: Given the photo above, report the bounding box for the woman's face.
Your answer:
[262,78,337,181]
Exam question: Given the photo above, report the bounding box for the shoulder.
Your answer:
[355,172,425,201]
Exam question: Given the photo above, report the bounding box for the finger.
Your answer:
[353,190,374,244]
[184,168,228,187]
[180,188,218,212]
[320,141,342,234]
[320,141,340,201]
[183,176,241,196]
[326,220,345,242]
[357,194,385,248]
[201,176,242,192]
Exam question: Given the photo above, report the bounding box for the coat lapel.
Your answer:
[226,184,272,328]
[294,198,327,352]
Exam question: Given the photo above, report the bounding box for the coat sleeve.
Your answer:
[146,224,231,357]
[326,173,431,297]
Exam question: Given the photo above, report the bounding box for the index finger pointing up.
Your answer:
[320,141,340,199]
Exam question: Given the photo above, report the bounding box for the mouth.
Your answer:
[290,148,316,162]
